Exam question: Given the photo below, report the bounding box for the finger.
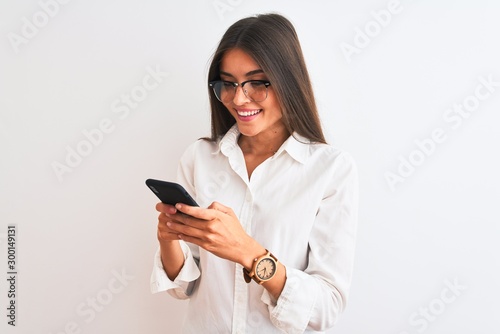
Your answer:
[158,219,184,239]
[175,204,216,221]
[157,229,181,241]
[156,202,177,214]
[167,220,206,239]
[158,220,179,232]
[177,233,204,247]
[159,213,185,225]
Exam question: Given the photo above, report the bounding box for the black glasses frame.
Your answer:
[208,80,271,103]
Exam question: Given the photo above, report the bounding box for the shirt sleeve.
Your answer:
[261,152,359,333]
[150,242,200,299]
[150,141,202,299]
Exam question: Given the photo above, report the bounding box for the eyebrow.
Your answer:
[220,69,264,78]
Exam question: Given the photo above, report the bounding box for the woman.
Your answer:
[151,13,358,333]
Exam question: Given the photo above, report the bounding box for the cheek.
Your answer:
[265,91,281,112]
[222,103,234,114]
[264,97,282,117]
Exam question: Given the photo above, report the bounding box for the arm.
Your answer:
[150,203,201,298]
[261,152,359,332]
[150,143,201,298]
[156,204,187,280]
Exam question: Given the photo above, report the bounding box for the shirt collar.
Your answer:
[213,124,311,164]
[214,124,240,157]
[277,132,310,164]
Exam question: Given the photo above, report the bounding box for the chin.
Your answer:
[238,127,262,137]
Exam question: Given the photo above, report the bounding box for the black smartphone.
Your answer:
[145,179,199,207]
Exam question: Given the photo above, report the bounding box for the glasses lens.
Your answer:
[244,81,268,102]
[212,81,234,103]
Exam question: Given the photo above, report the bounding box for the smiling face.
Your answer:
[219,48,287,139]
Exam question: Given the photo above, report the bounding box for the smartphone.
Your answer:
[145,179,199,207]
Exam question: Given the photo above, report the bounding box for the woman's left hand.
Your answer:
[164,201,263,266]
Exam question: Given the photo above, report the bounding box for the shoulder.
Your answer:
[301,143,358,192]
[178,138,222,165]
[315,144,355,166]
[305,143,358,199]
[181,138,218,155]
[298,138,357,172]
[287,133,354,167]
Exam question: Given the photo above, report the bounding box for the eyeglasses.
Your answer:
[209,80,271,103]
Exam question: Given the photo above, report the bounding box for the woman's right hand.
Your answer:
[156,202,183,242]
[156,202,186,280]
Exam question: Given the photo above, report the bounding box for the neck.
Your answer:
[238,124,290,156]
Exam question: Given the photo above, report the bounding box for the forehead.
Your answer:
[220,48,261,75]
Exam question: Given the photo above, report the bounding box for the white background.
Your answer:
[1,1,499,333]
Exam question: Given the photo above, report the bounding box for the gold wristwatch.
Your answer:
[243,249,278,284]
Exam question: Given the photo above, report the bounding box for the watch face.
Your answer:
[256,258,276,281]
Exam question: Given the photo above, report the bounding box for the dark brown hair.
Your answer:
[207,13,326,144]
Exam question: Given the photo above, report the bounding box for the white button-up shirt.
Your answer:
[151,125,358,333]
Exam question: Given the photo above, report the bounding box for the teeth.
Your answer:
[237,109,261,117]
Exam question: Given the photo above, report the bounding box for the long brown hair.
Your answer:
[207,13,326,144]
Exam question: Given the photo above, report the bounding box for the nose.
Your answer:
[232,85,251,105]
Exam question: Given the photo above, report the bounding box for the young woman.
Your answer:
[151,13,358,333]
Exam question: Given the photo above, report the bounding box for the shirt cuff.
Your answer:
[261,268,318,333]
[150,242,200,297]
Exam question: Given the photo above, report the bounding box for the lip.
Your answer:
[235,109,262,122]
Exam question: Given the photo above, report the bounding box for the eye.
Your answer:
[249,81,265,88]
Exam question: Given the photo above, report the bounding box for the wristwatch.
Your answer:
[243,249,278,284]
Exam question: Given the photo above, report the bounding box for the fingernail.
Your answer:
[175,203,182,210]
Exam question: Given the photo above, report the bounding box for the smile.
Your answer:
[236,109,262,117]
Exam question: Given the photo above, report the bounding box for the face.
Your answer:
[219,48,286,138]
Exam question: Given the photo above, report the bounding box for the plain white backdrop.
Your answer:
[1,0,499,333]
